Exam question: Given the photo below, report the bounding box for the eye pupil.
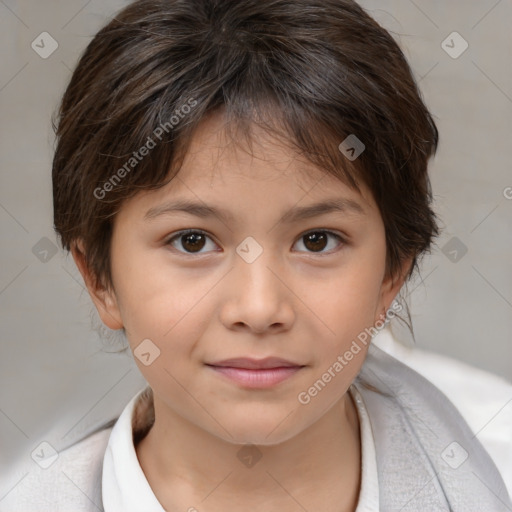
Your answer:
[182,233,206,252]
[304,232,328,252]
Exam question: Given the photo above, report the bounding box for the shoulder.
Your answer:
[373,327,512,497]
[3,425,113,512]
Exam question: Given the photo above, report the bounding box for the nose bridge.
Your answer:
[221,237,294,332]
[235,237,282,304]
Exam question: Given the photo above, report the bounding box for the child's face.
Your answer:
[86,113,406,445]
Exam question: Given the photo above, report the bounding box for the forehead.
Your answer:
[117,111,379,224]
[167,112,374,206]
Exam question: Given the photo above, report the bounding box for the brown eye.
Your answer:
[180,232,206,252]
[294,230,344,254]
[166,230,217,254]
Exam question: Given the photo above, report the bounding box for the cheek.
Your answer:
[315,259,384,346]
[112,246,206,332]
[118,269,211,408]
[119,265,229,372]
[294,270,382,417]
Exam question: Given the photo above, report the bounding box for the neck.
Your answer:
[136,390,361,512]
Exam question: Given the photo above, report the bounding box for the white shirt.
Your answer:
[3,328,511,511]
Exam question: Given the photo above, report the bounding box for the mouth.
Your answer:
[205,357,306,389]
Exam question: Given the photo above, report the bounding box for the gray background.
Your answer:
[1,0,511,496]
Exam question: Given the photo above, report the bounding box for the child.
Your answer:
[6,0,512,510]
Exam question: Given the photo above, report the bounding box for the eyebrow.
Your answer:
[144,197,366,224]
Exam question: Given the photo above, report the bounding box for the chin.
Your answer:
[217,413,306,447]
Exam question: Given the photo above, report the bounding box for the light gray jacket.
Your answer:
[354,343,512,511]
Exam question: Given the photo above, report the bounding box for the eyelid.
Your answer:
[292,229,346,255]
[299,228,347,241]
[164,228,347,256]
[164,229,220,254]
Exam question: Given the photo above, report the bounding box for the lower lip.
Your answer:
[207,365,303,388]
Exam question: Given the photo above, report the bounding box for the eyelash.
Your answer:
[164,229,346,256]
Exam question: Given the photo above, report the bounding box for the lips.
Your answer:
[207,357,303,370]
[205,357,305,388]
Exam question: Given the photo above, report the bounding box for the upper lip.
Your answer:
[206,357,304,370]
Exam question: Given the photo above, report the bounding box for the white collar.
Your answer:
[351,385,380,512]
[102,389,165,512]
[102,386,378,511]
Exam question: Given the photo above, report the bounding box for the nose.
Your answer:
[219,249,295,335]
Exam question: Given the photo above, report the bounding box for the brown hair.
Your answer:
[52,0,440,302]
